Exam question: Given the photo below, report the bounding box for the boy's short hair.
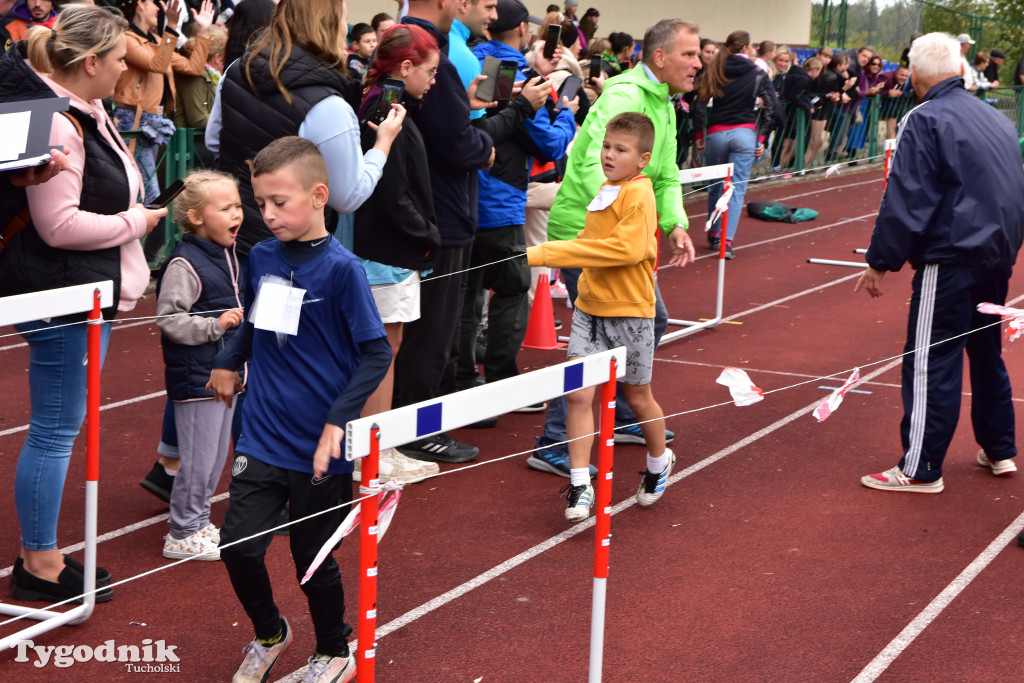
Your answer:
[350,22,373,43]
[605,112,656,155]
[248,136,329,190]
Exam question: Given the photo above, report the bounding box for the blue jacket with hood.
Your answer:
[472,40,576,229]
[866,77,1024,272]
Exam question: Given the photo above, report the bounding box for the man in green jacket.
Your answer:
[528,19,701,479]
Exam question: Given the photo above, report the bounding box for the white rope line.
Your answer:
[1,158,890,342]
[0,303,1010,626]
[0,253,529,341]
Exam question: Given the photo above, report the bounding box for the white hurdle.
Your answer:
[345,347,627,683]
[660,163,734,344]
[0,281,114,651]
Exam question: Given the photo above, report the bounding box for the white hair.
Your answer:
[908,32,961,82]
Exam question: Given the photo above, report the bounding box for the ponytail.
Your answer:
[697,30,750,101]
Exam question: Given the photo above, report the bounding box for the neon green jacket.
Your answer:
[547,65,687,242]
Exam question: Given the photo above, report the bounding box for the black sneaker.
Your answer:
[464,415,498,429]
[139,461,175,503]
[724,242,736,260]
[399,433,479,463]
[553,317,563,331]
[512,402,548,414]
[708,235,721,250]
[11,557,114,604]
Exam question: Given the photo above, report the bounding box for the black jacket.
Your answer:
[867,77,1024,271]
[776,64,812,114]
[692,55,777,140]
[400,16,494,247]
[0,45,129,315]
[217,45,361,256]
[160,233,241,400]
[354,88,440,270]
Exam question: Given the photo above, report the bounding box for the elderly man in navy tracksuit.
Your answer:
[856,32,1024,493]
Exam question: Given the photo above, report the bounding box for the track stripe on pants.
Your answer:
[903,263,938,477]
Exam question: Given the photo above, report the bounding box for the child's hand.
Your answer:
[313,423,345,478]
[206,368,243,407]
[218,308,244,330]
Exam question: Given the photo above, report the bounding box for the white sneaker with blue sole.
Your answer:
[636,449,675,507]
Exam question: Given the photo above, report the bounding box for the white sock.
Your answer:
[165,465,178,477]
[569,468,590,487]
[646,451,669,475]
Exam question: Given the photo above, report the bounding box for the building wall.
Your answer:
[343,1,812,48]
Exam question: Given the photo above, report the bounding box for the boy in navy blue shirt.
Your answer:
[209,136,391,683]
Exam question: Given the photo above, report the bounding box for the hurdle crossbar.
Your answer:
[0,281,114,652]
[659,163,733,344]
[346,348,626,683]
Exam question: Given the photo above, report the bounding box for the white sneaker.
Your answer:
[562,483,594,523]
[163,530,221,561]
[977,450,1017,475]
[301,653,356,683]
[353,448,439,483]
[550,280,568,298]
[198,523,220,545]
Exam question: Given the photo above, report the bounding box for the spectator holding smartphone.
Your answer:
[352,23,443,483]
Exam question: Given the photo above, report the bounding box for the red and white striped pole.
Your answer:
[357,425,381,682]
[718,168,732,261]
[80,289,102,617]
[589,357,617,683]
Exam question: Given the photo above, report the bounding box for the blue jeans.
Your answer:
[14,316,111,550]
[705,126,757,243]
[542,267,668,442]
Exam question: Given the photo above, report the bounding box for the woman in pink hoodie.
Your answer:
[0,4,164,604]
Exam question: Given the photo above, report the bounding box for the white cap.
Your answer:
[956,33,975,45]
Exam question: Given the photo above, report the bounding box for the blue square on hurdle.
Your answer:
[563,363,584,393]
[416,403,443,437]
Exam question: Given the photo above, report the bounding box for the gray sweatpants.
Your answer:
[169,398,234,539]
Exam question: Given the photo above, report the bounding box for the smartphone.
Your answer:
[543,24,561,60]
[476,55,501,102]
[371,78,405,125]
[589,56,602,83]
[496,61,517,103]
[555,75,582,110]
[146,179,185,210]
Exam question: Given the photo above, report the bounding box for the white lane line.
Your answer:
[850,509,1024,683]
[685,177,882,219]
[0,390,166,438]
[0,492,230,580]
[0,318,157,352]
[277,359,905,681]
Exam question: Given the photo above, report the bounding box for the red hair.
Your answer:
[363,24,439,96]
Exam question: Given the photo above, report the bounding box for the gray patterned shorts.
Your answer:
[566,309,655,385]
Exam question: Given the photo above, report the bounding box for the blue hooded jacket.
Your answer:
[867,77,1024,271]
[472,40,576,229]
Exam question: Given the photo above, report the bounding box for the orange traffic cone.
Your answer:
[522,273,567,350]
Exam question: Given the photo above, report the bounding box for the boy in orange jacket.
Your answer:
[527,112,673,523]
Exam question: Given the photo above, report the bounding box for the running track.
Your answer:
[2,167,1023,682]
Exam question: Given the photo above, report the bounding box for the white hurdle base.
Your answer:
[660,163,734,344]
[0,282,113,651]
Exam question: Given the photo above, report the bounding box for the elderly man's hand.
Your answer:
[854,267,885,298]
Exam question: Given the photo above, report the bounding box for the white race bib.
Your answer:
[587,184,622,212]
[251,277,305,336]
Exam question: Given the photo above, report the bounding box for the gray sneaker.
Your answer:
[233,617,292,683]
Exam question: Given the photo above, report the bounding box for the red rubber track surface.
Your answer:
[3,167,1024,682]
